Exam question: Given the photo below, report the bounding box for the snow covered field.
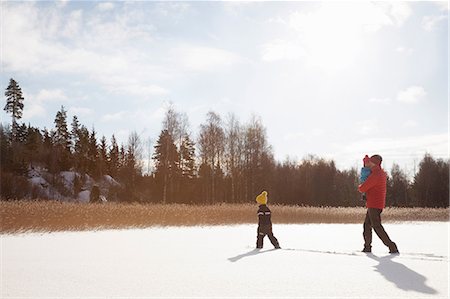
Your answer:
[2,222,448,298]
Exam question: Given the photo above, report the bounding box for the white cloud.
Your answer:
[150,106,167,121]
[35,89,68,102]
[2,3,60,72]
[97,2,115,11]
[2,2,163,99]
[261,40,306,62]
[289,2,410,34]
[285,2,412,72]
[312,128,325,136]
[434,1,449,11]
[384,2,412,26]
[57,0,69,8]
[403,120,418,128]
[61,10,83,38]
[368,97,391,104]
[173,45,243,72]
[19,89,69,121]
[397,86,427,104]
[84,16,155,47]
[97,75,169,97]
[115,129,131,145]
[153,2,191,18]
[396,46,414,55]
[422,15,447,31]
[223,2,254,16]
[22,104,47,120]
[101,112,128,122]
[69,107,93,116]
[283,132,305,141]
[356,119,380,136]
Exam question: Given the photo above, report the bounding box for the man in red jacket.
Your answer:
[358,155,399,254]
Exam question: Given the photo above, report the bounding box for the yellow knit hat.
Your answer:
[256,191,268,205]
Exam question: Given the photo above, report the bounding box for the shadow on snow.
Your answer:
[229,247,440,295]
[367,253,437,295]
[228,248,277,262]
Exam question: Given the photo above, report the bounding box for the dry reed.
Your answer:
[1,200,448,233]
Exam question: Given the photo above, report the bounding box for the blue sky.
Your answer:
[1,1,448,176]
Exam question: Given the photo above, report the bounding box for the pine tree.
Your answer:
[126,131,143,177]
[119,144,126,171]
[13,124,29,173]
[99,135,108,176]
[16,123,28,144]
[88,127,99,178]
[153,129,179,203]
[53,106,71,171]
[54,106,71,149]
[71,115,80,154]
[73,125,90,174]
[0,124,12,171]
[108,135,119,178]
[4,78,24,139]
[25,125,42,168]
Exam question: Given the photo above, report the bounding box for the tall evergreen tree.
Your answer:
[72,125,90,174]
[53,106,71,171]
[16,123,28,144]
[0,124,12,171]
[71,115,80,154]
[4,78,24,139]
[88,127,99,177]
[108,135,119,178]
[119,144,126,171]
[153,129,179,203]
[25,125,43,168]
[99,135,108,176]
[54,106,71,149]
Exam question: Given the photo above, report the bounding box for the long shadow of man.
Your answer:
[366,253,437,294]
[228,248,277,262]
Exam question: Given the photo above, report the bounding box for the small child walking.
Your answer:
[360,155,371,201]
[256,191,280,249]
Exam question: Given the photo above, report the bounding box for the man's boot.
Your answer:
[362,246,371,253]
[389,242,399,254]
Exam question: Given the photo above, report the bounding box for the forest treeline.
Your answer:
[1,78,449,207]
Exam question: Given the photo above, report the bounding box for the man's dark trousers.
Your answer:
[257,225,279,248]
[363,208,394,248]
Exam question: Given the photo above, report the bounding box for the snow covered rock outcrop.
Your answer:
[26,166,121,202]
